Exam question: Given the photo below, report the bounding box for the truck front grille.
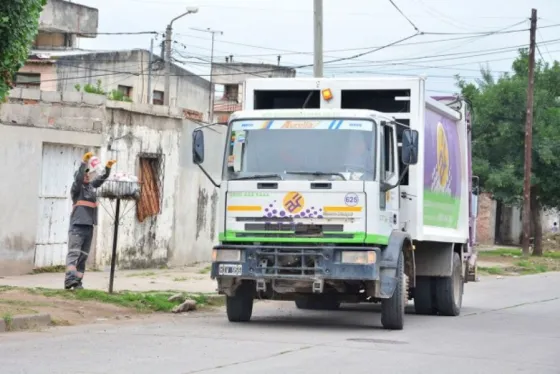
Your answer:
[253,247,326,276]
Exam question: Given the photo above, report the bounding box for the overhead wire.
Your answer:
[388,0,420,32]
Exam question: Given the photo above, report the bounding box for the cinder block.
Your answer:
[152,104,169,116]
[20,88,41,101]
[83,92,107,106]
[93,120,103,132]
[168,106,183,118]
[62,91,83,104]
[41,91,62,103]
[127,103,151,114]
[106,100,132,111]
[0,103,30,125]
[8,87,22,99]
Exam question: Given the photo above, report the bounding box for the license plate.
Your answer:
[218,263,242,276]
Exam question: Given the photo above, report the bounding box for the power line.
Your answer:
[388,0,420,32]
[422,22,560,35]
[79,31,160,36]
[298,37,560,68]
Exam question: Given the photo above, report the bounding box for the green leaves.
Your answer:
[0,0,46,101]
[458,52,560,209]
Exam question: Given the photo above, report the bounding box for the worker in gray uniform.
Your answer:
[64,152,116,290]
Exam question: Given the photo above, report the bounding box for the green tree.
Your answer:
[458,50,560,256]
[0,0,47,101]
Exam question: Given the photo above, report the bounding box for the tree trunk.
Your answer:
[531,185,543,256]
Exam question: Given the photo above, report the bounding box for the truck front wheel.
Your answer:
[434,252,463,316]
[226,280,255,322]
[381,252,407,330]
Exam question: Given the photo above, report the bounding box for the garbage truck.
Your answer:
[191,76,478,330]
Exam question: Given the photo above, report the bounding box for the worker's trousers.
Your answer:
[64,224,94,288]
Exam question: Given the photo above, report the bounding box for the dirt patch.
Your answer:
[0,289,151,328]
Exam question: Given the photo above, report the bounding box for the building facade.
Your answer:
[211,61,296,122]
[0,88,225,275]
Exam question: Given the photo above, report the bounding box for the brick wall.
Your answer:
[476,192,496,245]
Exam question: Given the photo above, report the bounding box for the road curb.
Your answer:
[0,313,52,333]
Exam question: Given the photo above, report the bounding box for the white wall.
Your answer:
[171,122,227,266]
[0,89,103,275]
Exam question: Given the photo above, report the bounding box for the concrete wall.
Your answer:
[211,63,296,85]
[54,50,211,120]
[476,193,558,246]
[39,0,99,36]
[0,88,226,275]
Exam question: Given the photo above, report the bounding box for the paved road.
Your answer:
[2,273,560,374]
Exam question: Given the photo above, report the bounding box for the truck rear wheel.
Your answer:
[295,296,340,311]
[226,280,255,322]
[381,252,407,330]
[414,277,436,315]
[434,252,463,316]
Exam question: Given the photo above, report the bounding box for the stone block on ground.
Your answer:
[1,313,51,332]
[171,299,197,313]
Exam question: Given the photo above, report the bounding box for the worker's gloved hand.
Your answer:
[82,152,94,162]
[106,160,117,168]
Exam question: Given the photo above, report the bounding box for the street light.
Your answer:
[164,7,199,106]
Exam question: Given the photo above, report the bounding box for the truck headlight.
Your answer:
[341,251,376,264]
[212,249,242,262]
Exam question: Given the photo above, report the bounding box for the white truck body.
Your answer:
[242,77,472,248]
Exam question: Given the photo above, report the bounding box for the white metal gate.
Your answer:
[34,143,88,267]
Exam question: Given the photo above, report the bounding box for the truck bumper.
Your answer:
[211,244,381,281]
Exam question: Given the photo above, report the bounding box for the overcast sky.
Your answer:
[77,0,560,94]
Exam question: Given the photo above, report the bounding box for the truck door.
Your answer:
[379,123,400,237]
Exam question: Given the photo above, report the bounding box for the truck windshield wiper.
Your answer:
[230,174,283,181]
[284,171,347,181]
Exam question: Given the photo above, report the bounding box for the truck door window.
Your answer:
[379,126,386,210]
[384,126,395,179]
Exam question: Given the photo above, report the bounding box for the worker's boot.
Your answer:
[64,271,79,290]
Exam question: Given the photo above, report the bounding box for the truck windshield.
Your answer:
[225,118,376,181]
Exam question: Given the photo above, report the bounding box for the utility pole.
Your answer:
[191,27,223,122]
[164,7,199,107]
[522,8,537,257]
[313,0,324,77]
[147,38,154,104]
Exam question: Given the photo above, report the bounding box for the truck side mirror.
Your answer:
[192,129,205,164]
[401,129,419,165]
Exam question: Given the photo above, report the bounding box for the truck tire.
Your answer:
[295,296,340,310]
[434,252,463,316]
[381,252,407,330]
[226,281,255,322]
[414,276,436,315]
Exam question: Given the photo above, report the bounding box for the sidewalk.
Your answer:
[0,263,217,294]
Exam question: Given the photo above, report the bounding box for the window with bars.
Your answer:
[136,153,165,222]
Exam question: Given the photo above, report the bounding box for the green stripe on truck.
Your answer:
[218,231,389,245]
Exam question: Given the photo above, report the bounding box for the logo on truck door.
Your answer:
[283,192,305,214]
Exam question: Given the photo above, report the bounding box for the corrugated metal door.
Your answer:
[34,144,87,267]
